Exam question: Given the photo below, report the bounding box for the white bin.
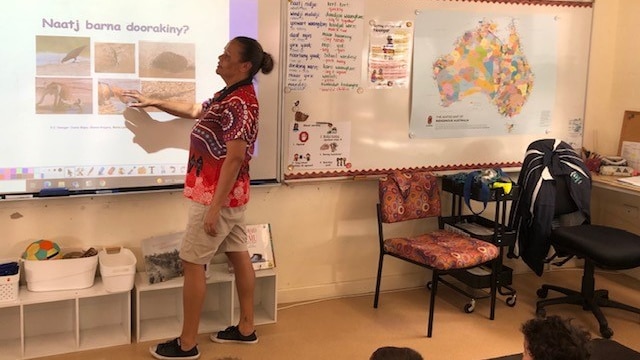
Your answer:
[0,259,19,302]
[99,247,136,293]
[23,250,98,292]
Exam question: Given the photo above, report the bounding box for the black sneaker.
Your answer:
[210,325,258,344]
[150,338,200,359]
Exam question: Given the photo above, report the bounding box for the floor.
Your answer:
[38,268,640,360]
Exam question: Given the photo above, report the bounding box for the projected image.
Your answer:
[123,80,195,153]
[35,77,93,114]
[139,41,195,79]
[123,107,192,154]
[97,79,141,114]
[94,42,136,74]
[1,0,273,197]
[141,80,196,112]
[36,36,91,76]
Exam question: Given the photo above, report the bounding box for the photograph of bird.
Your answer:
[61,45,87,63]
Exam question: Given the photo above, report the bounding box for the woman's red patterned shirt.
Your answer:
[183,82,258,207]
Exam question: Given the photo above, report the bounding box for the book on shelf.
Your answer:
[228,223,276,272]
[141,232,184,284]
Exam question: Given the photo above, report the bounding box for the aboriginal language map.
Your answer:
[432,20,534,118]
[410,11,557,139]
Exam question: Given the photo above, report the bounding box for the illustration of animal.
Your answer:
[36,82,82,112]
[61,45,87,63]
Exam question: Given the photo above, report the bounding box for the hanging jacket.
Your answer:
[510,139,591,276]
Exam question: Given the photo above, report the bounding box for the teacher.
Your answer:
[125,36,274,360]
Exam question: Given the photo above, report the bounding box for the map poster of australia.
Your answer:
[409,10,557,139]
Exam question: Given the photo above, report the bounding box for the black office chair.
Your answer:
[518,140,640,338]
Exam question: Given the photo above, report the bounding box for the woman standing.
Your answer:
[125,36,274,360]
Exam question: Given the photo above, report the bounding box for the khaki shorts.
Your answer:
[179,201,248,265]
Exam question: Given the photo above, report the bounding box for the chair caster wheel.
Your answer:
[600,326,613,339]
[535,307,546,317]
[464,300,475,313]
[426,281,433,290]
[536,288,548,298]
[506,295,516,307]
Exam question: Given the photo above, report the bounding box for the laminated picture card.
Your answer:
[141,232,184,284]
[229,224,275,272]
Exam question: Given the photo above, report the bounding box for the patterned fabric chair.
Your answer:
[373,170,500,337]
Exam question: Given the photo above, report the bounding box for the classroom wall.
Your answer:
[1,0,638,304]
[586,0,640,282]
[582,0,639,156]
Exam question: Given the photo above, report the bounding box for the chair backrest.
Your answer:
[554,175,579,216]
[378,171,441,223]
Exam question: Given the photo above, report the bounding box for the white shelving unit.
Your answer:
[0,264,277,358]
[134,263,277,342]
[0,279,131,360]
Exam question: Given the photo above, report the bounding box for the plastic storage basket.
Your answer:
[0,260,20,302]
[23,250,98,292]
[99,247,137,293]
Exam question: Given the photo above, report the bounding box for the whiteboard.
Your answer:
[0,0,283,199]
[281,0,593,180]
[251,0,283,182]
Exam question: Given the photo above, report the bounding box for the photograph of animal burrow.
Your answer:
[138,41,195,79]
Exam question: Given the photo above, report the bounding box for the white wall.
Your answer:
[583,0,639,155]
[2,0,638,304]
[584,1,640,278]
[0,180,437,304]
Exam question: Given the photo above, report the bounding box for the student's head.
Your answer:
[521,316,591,360]
[370,346,423,360]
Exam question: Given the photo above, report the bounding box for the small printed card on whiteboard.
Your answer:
[287,121,352,171]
